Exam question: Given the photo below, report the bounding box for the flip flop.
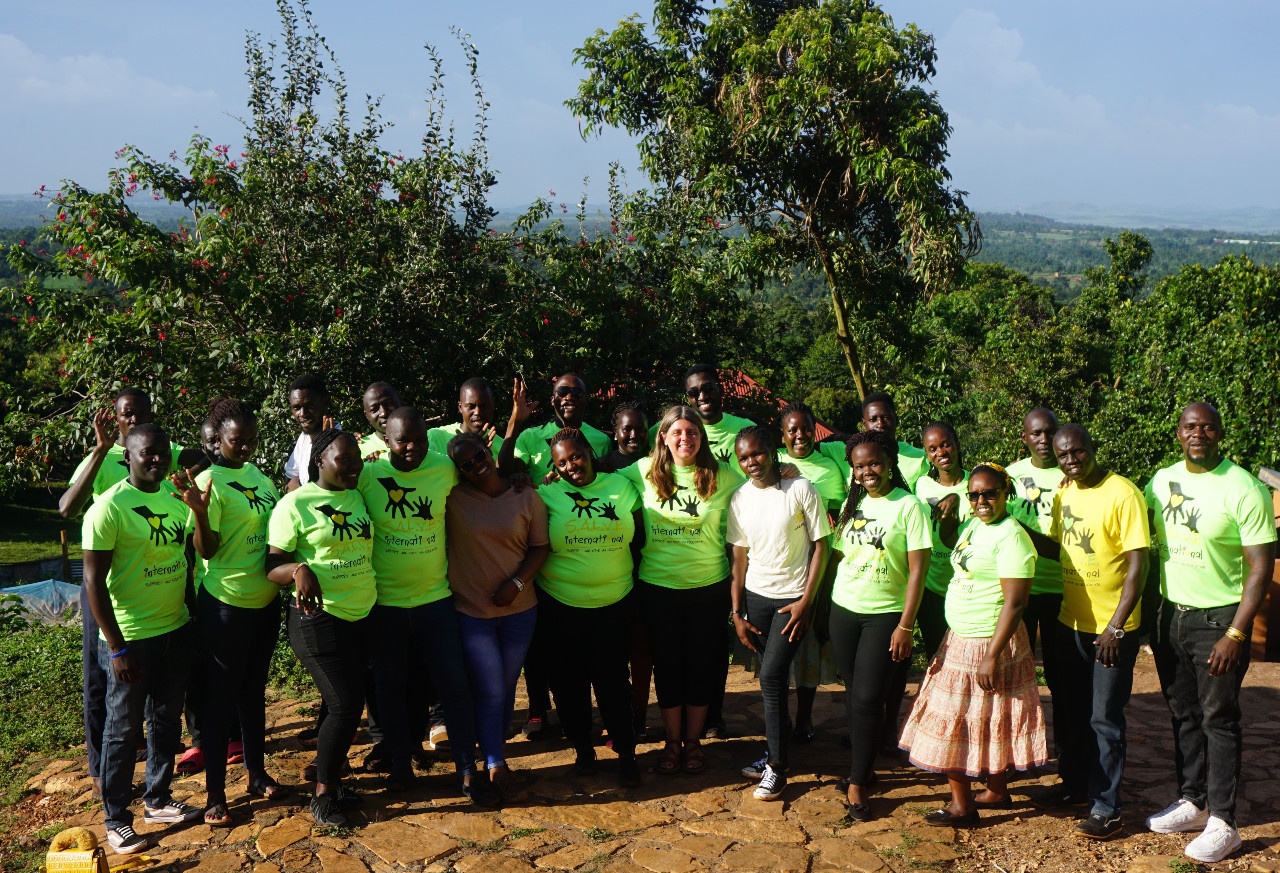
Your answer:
[204,802,233,827]
[175,747,205,775]
[226,741,244,765]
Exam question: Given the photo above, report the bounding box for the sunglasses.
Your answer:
[554,385,586,398]
[687,383,721,399]
[967,488,1003,503]
[456,447,488,473]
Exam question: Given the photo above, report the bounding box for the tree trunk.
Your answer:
[816,246,867,400]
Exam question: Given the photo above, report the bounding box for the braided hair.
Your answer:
[834,430,908,536]
[610,399,646,430]
[307,428,351,484]
[735,424,777,455]
[549,427,596,461]
[207,397,256,435]
[921,420,962,481]
[777,400,815,428]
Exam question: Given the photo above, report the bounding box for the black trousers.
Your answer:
[831,605,904,785]
[288,604,371,784]
[640,578,730,709]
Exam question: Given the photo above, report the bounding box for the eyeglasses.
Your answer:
[456,447,488,473]
[554,385,586,398]
[967,488,1003,503]
[687,383,721,399]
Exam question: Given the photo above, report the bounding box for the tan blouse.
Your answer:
[445,481,548,619]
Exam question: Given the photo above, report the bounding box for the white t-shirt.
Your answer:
[283,432,313,485]
[727,476,831,599]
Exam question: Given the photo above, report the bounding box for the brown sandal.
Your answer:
[204,802,234,827]
[655,743,681,775]
[247,774,291,801]
[681,740,706,774]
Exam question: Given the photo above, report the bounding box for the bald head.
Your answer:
[1053,423,1100,484]
[1177,402,1223,468]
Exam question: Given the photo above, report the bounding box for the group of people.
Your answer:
[62,366,1275,866]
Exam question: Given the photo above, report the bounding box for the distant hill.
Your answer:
[1013,202,1280,234]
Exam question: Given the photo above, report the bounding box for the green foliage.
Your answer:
[569,0,978,396]
[0,614,83,767]
[268,621,313,696]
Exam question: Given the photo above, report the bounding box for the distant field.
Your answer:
[0,488,80,565]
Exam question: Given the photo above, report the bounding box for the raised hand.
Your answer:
[511,377,539,425]
[92,407,115,449]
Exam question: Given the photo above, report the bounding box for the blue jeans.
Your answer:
[372,599,480,778]
[1052,623,1140,818]
[80,585,108,779]
[745,590,807,770]
[97,624,192,830]
[456,606,537,770]
[1153,599,1249,825]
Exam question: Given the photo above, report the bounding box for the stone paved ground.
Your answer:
[14,652,1280,873]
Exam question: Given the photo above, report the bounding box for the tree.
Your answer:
[568,0,979,398]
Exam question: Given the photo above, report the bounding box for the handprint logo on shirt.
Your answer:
[1163,482,1196,529]
[565,491,600,518]
[227,480,276,514]
[315,504,366,541]
[377,477,417,519]
[132,505,184,546]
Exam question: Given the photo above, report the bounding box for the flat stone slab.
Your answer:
[735,795,787,821]
[717,843,810,873]
[317,847,369,873]
[437,811,508,843]
[279,848,312,869]
[680,817,808,846]
[682,791,728,817]
[670,836,734,859]
[256,816,311,857]
[453,854,535,873]
[188,852,249,873]
[536,801,673,834]
[629,846,709,873]
[356,821,458,866]
[807,839,887,873]
[535,843,617,869]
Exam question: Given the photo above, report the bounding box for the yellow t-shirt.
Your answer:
[1051,472,1150,633]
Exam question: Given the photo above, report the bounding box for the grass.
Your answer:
[0,497,81,565]
[878,830,946,872]
[1168,859,1200,873]
[584,827,613,843]
[507,827,545,840]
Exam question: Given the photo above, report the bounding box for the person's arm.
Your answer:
[1209,542,1276,676]
[84,548,142,684]
[629,508,645,571]
[1094,548,1147,667]
[892,548,931,662]
[936,493,962,548]
[266,546,323,615]
[976,577,1032,692]
[173,472,219,559]
[58,409,114,518]
[1016,521,1061,562]
[777,536,829,642]
[729,544,761,652]
[499,377,537,477]
[491,544,551,607]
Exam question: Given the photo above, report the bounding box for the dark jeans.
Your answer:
[523,620,554,717]
[1153,599,1250,825]
[1053,622,1140,817]
[97,623,192,830]
[196,587,280,798]
[538,590,637,758]
[745,590,806,770]
[372,599,480,777]
[288,604,371,785]
[830,606,903,786]
[640,578,730,710]
[80,585,107,779]
[1023,592,1065,758]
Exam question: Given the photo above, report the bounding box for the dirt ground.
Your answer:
[9,650,1280,873]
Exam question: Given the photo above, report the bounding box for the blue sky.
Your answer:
[1,1,1276,213]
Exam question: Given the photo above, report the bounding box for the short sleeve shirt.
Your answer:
[267,482,376,621]
[818,439,929,490]
[515,422,611,482]
[445,482,550,619]
[1146,459,1277,608]
[945,515,1037,638]
[82,479,192,641]
[357,454,458,608]
[727,476,831,599]
[536,473,640,608]
[195,463,279,609]
[428,424,504,459]
[70,441,187,505]
[358,433,388,459]
[1051,472,1150,633]
[779,449,847,513]
[831,488,932,614]
[914,473,972,595]
[619,458,736,589]
[1005,457,1065,596]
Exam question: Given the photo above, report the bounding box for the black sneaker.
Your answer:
[1076,813,1123,840]
[1030,783,1090,809]
[574,749,598,776]
[618,756,641,788]
[792,723,816,745]
[310,794,348,827]
[461,775,500,808]
[521,715,547,741]
[333,784,363,809]
[362,743,391,773]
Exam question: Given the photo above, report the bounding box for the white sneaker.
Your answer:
[1146,798,1209,834]
[143,800,202,823]
[740,754,769,780]
[106,825,147,854]
[753,764,786,801]
[427,724,449,751]
[1184,816,1241,863]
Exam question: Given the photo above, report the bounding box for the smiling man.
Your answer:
[283,374,333,492]
[1143,403,1276,864]
[512,374,610,482]
[428,377,506,458]
[358,382,402,461]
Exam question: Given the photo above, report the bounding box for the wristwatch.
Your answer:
[510,577,526,592]
[1106,624,1125,639]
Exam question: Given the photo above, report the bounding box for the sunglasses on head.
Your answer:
[967,488,1003,503]
[687,383,721,399]
[554,385,585,398]
[457,447,488,473]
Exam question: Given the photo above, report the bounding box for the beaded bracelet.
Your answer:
[109,647,129,660]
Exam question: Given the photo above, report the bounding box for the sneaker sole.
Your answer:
[108,839,147,855]
[143,811,201,824]
[1185,837,1241,864]
[1076,826,1124,841]
[754,790,784,801]
[1147,818,1210,834]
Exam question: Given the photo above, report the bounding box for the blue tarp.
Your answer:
[1,579,81,626]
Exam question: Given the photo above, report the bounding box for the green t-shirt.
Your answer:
[515,422,610,482]
[428,424,504,459]
[817,439,930,491]
[945,514,1037,638]
[356,454,458,608]
[914,472,972,595]
[779,449,847,513]
[82,479,192,641]
[70,441,188,504]
[536,473,640,608]
[195,463,280,609]
[619,458,736,589]
[267,482,377,621]
[831,488,932,615]
[1005,457,1065,596]
[358,433,388,459]
[1052,472,1150,633]
[1145,459,1277,609]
